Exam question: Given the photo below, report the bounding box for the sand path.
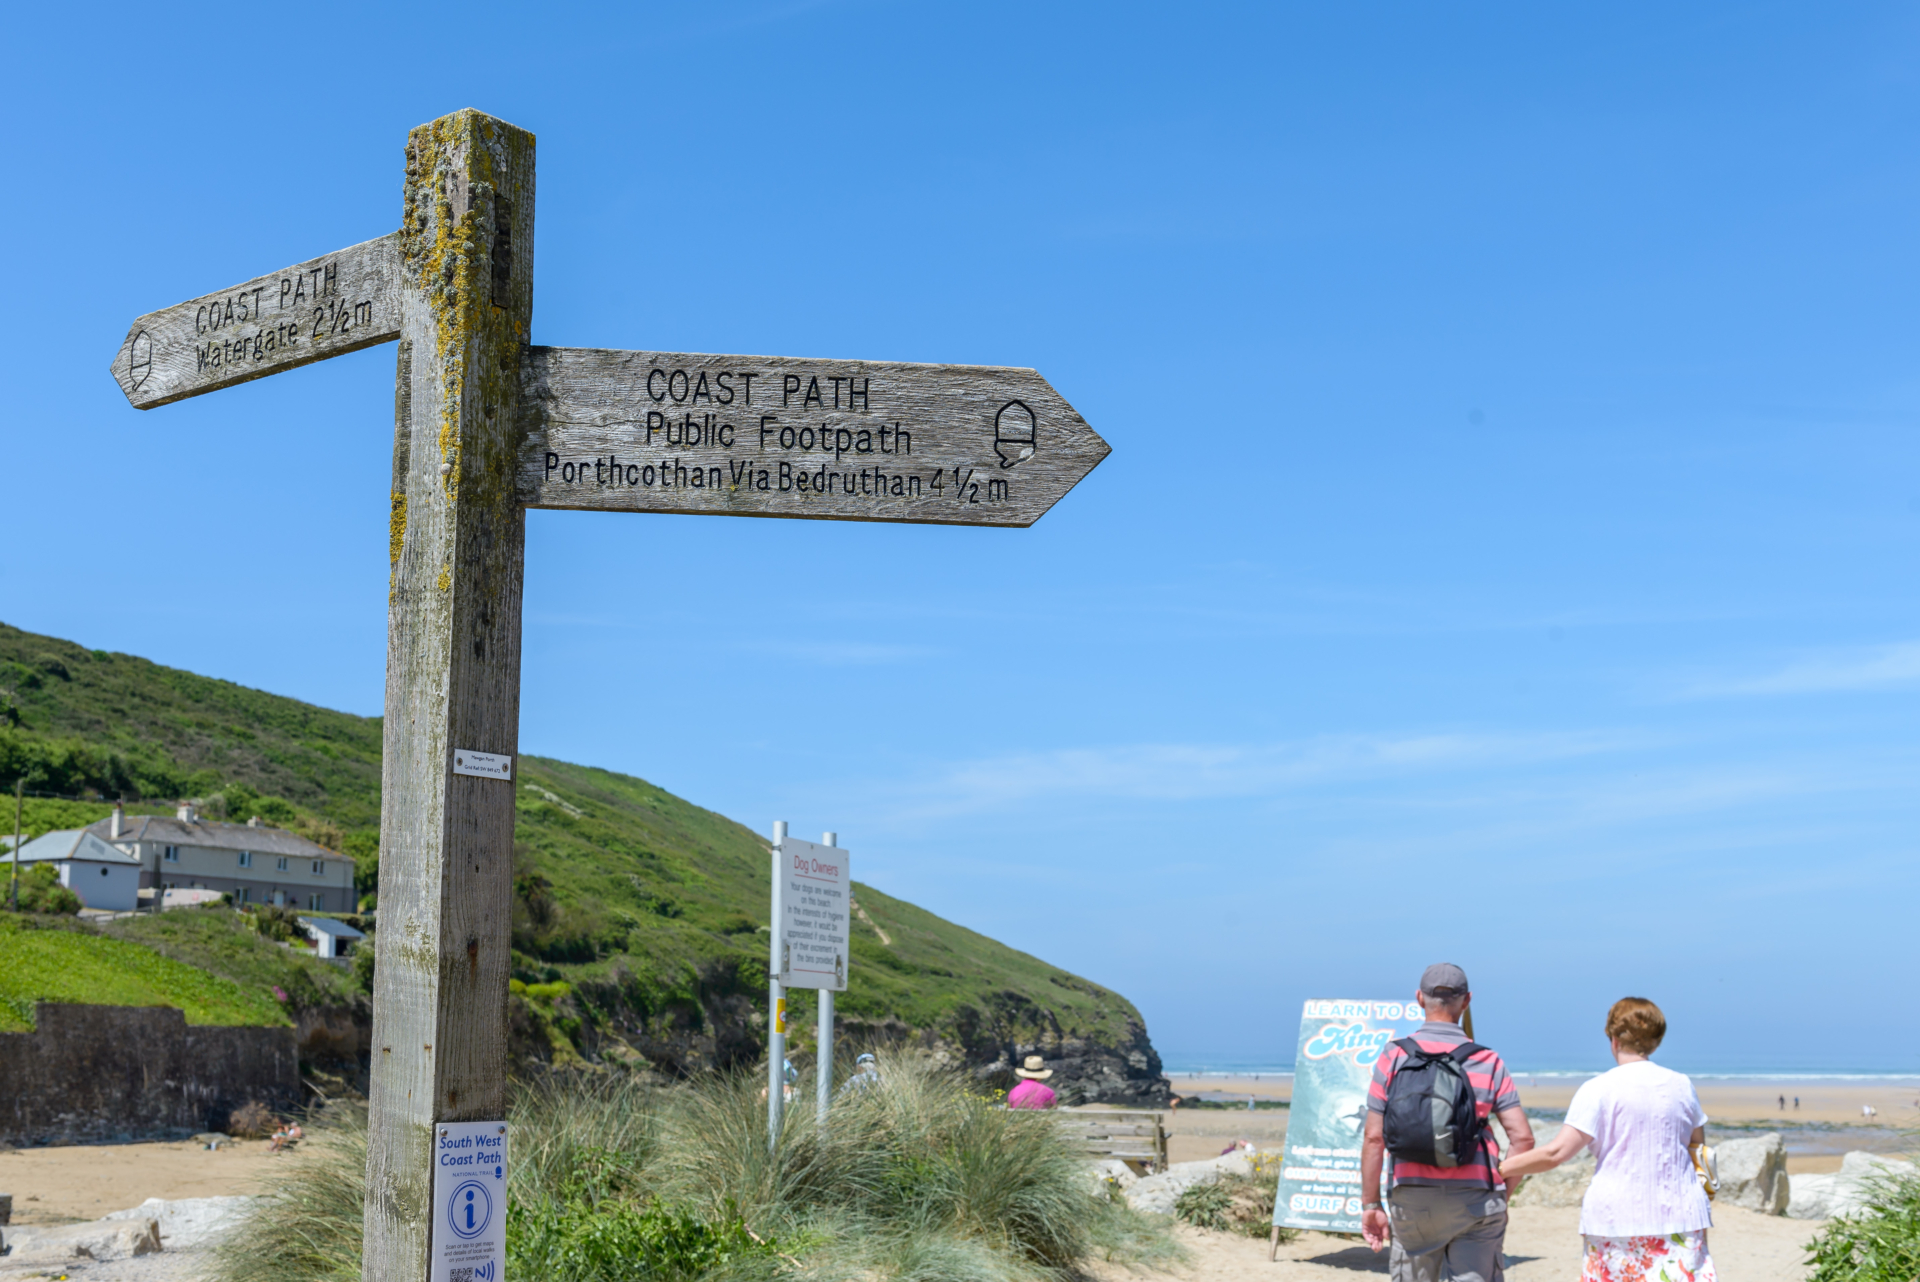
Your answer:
[0,1140,289,1226]
[1089,1207,1819,1282]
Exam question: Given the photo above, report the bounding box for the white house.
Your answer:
[1,829,143,912]
[87,802,357,913]
[299,915,365,959]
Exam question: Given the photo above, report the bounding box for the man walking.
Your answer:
[1360,964,1534,1282]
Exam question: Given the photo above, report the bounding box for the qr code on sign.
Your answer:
[450,1270,474,1282]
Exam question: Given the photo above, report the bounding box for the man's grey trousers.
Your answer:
[1387,1185,1509,1282]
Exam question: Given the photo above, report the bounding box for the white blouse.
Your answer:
[1563,1060,1713,1237]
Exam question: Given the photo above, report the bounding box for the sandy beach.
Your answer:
[1087,1206,1821,1282]
[0,1138,291,1226]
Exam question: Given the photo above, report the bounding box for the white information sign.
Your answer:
[430,1119,508,1282]
[452,750,512,780]
[775,836,850,991]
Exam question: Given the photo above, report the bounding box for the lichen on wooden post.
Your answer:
[364,108,535,1282]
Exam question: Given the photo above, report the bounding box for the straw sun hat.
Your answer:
[1015,1055,1054,1080]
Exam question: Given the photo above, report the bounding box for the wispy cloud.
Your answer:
[1685,641,1920,698]
[865,730,1637,819]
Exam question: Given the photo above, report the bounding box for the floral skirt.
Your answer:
[1580,1231,1716,1282]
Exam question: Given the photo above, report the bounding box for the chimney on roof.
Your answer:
[177,801,196,822]
[110,803,124,840]
[248,815,261,828]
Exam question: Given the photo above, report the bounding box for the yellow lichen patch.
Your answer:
[389,490,407,567]
[437,567,451,593]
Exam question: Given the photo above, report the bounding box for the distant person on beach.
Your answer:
[1779,1094,1786,1111]
[1500,997,1716,1282]
[1008,1055,1058,1109]
[1360,963,1534,1282]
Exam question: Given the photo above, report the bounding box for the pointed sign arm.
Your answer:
[109,233,404,409]
[516,346,1110,528]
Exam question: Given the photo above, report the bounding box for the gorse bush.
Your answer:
[1805,1168,1920,1282]
[7,863,81,915]
[212,1058,1173,1282]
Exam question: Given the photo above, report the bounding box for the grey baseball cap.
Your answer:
[1420,962,1470,995]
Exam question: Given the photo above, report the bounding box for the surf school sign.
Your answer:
[1272,999,1426,1235]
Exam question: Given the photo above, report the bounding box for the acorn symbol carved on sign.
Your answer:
[126,330,152,392]
[993,400,1036,468]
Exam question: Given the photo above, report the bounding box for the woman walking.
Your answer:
[1499,998,1715,1282]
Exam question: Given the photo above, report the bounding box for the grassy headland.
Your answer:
[0,623,1162,1093]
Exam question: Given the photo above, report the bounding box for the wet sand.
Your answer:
[1165,1075,1919,1172]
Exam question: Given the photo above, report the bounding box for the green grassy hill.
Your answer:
[0,622,1165,1101]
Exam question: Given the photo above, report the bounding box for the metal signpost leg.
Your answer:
[817,831,837,1127]
[768,821,787,1151]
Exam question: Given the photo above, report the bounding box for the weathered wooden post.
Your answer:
[364,109,534,1282]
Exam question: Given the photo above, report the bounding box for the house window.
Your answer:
[310,860,325,876]
[276,856,289,871]
[239,887,251,903]
[238,851,253,868]
[163,845,179,862]
[308,893,325,910]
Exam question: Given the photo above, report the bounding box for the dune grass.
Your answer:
[0,913,287,1032]
[212,1058,1176,1282]
[1805,1166,1920,1282]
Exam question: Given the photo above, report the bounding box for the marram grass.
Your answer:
[211,1058,1176,1282]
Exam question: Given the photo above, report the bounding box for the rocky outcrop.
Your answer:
[541,965,1171,1106]
[4,1218,162,1264]
[1716,1133,1789,1214]
[1788,1151,1916,1220]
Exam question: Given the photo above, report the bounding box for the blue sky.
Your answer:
[5,3,1917,1072]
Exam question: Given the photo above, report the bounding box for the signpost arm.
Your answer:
[364,109,535,1282]
[818,831,837,1127]
[768,821,787,1150]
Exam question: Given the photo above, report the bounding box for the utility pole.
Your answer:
[9,779,21,912]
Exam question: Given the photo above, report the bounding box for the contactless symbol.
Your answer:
[447,1180,494,1240]
[127,331,152,392]
[993,400,1036,468]
[473,1263,496,1282]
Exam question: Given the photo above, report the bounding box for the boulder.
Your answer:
[105,1195,258,1249]
[1716,1133,1789,1214]
[1786,1152,1917,1220]
[6,1217,162,1263]
[1127,1151,1256,1215]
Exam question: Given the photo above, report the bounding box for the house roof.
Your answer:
[88,814,350,863]
[298,916,366,939]
[2,829,142,867]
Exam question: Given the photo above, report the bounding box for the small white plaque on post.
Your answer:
[775,836,851,991]
[453,750,512,780]
[430,1119,507,1282]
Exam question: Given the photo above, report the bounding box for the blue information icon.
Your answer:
[447,1180,494,1240]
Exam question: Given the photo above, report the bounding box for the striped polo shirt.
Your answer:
[1366,1020,1521,1188]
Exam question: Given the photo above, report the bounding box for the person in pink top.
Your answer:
[1500,998,1716,1282]
[1007,1055,1058,1108]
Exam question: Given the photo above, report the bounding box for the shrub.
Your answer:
[10,864,81,915]
[1806,1168,1920,1282]
[1173,1170,1289,1240]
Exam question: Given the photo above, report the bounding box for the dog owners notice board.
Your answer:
[1272,999,1427,1234]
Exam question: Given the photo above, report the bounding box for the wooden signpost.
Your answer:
[109,109,1108,1282]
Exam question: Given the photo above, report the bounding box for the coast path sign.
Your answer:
[107,109,1108,1282]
